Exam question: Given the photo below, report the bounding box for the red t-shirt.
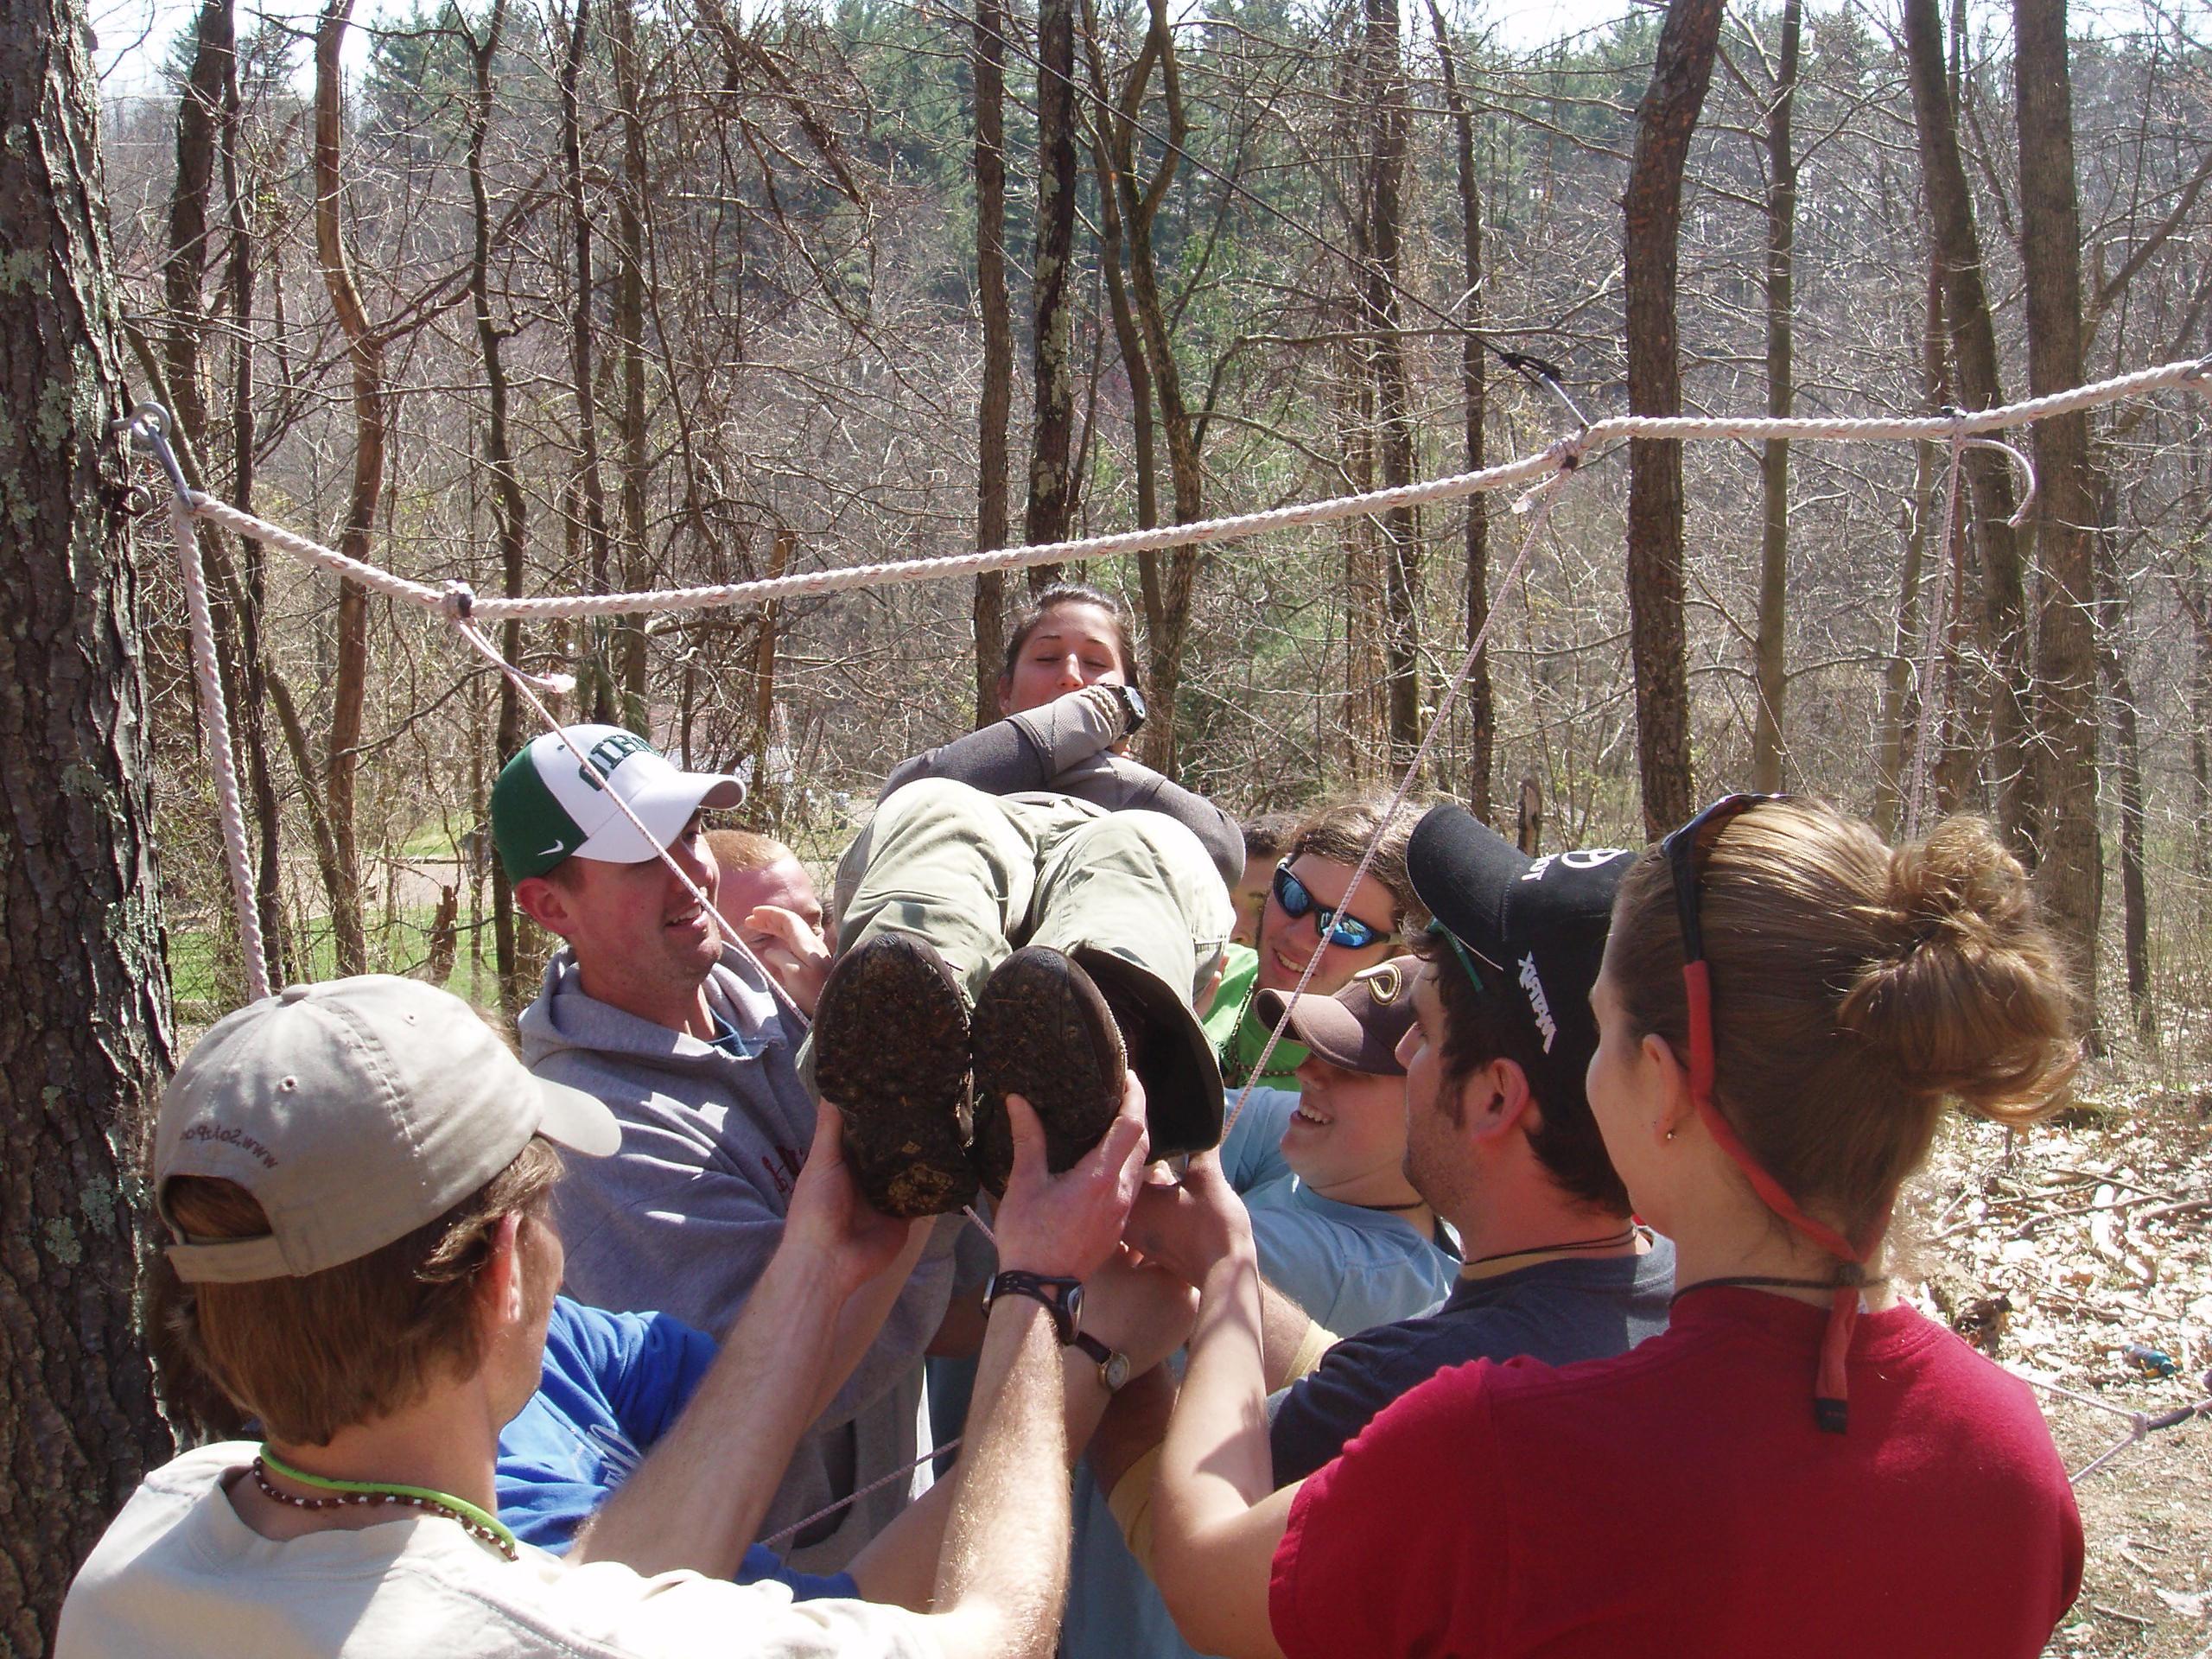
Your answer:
[1270,1287,2082,1659]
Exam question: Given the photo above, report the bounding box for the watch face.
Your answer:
[1103,1351,1132,1392]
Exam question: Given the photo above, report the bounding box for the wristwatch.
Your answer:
[982,1269,1084,1347]
[1109,680,1147,736]
[1073,1331,1132,1394]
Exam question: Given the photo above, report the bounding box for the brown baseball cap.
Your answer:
[155,976,620,1284]
[1253,956,1420,1076]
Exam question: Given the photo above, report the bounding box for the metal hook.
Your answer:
[119,403,193,505]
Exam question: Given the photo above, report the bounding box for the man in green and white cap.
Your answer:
[493,725,960,1570]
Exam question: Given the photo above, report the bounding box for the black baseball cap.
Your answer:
[1405,804,1635,1109]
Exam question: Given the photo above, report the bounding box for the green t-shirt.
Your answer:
[1205,944,1309,1089]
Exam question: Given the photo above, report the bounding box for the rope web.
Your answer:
[127,351,2212,1503]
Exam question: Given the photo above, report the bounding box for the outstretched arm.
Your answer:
[569,1101,919,1578]
[1142,1154,1296,1659]
[847,1241,1197,1610]
[881,686,1127,801]
[921,1084,1154,1659]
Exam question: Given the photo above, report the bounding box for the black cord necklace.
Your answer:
[1670,1273,1875,1307]
[1464,1225,1638,1270]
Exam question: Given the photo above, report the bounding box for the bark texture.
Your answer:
[1902,0,2034,853]
[1023,0,1080,588]
[1750,0,1801,793]
[1622,0,1723,835]
[1429,0,1493,823]
[0,0,177,1641]
[972,0,1012,725]
[312,0,376,973]
[2012,0,2102,1021]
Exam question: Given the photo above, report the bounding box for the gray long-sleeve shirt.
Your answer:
[882,686,1244,884]
[517,945,957,1572]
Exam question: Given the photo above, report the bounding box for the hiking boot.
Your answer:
[969,946,1128,1194]
[815,932,978,1218]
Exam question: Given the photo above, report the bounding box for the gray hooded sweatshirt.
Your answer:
[517,944,957,1572]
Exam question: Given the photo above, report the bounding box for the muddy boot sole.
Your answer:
[969,945,1127,1194]
[815,932,978,1218]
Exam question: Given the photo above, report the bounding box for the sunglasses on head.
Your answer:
[1663,792,1872,1433]
[1271,862,1389,950]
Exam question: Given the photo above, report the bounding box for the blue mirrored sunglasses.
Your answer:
[1271,862,1388,950]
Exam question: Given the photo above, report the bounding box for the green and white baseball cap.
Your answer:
[156,976,621,1284]
[491,724,744,882]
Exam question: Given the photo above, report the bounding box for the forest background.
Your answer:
[94,0,2212,1048]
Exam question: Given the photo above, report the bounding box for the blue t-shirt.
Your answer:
[1268,1234,1679,1486]
[497,1296,858,1599]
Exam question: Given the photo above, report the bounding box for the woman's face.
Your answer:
[997,603,1126,716]
[1280,1052,1411,1195]
[1255,853,1396,996]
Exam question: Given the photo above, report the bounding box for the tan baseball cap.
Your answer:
[156,976,620,1284]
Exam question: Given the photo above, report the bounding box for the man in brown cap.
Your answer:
[60,975,1159,1659]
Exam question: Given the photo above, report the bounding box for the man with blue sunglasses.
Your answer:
[1205,801,1421,1092]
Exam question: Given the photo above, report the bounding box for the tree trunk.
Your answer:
[1622,0,1722,836]
[1901,0,2034,855]
[1429,0,1493,824]
[468,0,531,1014]
[1092,0,1201,777]
[561,0,620,722]
[166,0,286,991]
[973,0,1012,724]
[219,15,286,982]
[610,0,651,729]
[312,0,375,976]
[0,0,177,1639]
[2012,0,2102,1025]
[1750,0,1801,793]
[1023,0,1079,588]
[2090,493,2147,1032]
[1876,266,1948,838]
[1362,0,1421,779]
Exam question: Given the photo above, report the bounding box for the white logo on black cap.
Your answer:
[1517,952,1557,1052]
[1520,848,1632,882]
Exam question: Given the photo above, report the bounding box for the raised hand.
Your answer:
[742,903,832,1016]
[993,1073,1150,1280]
[1122,1147,1255,1288]
[786,1097,924,1294]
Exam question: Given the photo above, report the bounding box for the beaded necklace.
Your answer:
[251,1445,520,1561]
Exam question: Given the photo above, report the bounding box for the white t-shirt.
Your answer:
[57,1444,943,1659]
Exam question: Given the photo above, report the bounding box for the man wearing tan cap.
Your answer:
[493,725,960,1567]
[60,975,1159,1659]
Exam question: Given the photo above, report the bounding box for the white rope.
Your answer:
[152,353,2210,626]
[2008,1366,2210,1484]
[130,410,274,1003]
[1222,453,1585,1137]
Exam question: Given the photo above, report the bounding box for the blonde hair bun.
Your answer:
[1836,817,2079,1125]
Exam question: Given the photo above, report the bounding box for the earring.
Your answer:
[1664,1128,1676,1141]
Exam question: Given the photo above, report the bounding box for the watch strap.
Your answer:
[985,1269,1082,1346]
[1071,1331,1128,1392]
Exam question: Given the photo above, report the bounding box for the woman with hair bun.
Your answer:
[1147,796,2084,1659]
